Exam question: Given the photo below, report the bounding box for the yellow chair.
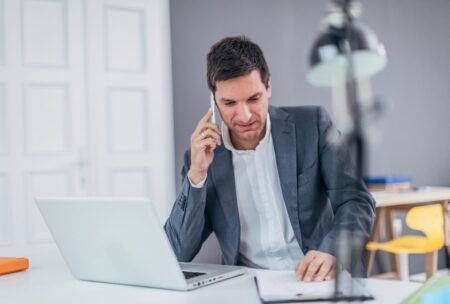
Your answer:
[366,204,444,281]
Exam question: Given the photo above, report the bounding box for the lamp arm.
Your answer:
[340,0,367,181]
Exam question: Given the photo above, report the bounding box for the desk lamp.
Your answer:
[308,0,386,180]
[307,0,387,299]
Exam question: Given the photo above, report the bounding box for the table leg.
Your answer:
[440,200,450,267]
[385,207,400,278]
[398,253,410,281]
[425,251,438,279]
[366,207,385,277]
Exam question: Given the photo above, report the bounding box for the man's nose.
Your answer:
[236,104,252,122]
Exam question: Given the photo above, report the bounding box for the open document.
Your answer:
[252,269,373,303]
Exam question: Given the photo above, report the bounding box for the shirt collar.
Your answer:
[221,113,271,153]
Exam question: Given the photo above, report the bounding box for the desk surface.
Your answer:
[0,247,421,304]
[371,186,450,207]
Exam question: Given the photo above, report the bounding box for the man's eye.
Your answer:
[225,102,235,106]
[249,97,259,102]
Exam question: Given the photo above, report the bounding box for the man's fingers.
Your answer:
[314,259,334,281]
[201,122,221,135]
[201,108,213,122]
[303,258,323,282]
[295,262,307,280]
[295,253,314,279]
[197,128,221,145]
[193,109,213,134]
[196,137,217,150]
[296,251,337,282]
[194,122,221,142]
[324,265,336,281]
[295,251,316,280]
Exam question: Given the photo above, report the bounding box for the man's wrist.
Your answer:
[188,174,207,188]
[187,169,207,185]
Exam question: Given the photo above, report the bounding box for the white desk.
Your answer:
[1,248,421,304]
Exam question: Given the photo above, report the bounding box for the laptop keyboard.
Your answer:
[183,271,206,279]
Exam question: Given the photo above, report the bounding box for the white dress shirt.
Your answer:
[189,114,304,270]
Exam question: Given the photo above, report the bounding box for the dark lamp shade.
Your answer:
[307,22,387,87]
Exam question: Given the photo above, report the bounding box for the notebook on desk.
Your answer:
[252,269,373,303]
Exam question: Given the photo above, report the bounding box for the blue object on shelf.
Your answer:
[364,175,411,185]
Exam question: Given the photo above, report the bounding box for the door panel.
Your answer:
[21,0,68,67]
[0,0,87,255]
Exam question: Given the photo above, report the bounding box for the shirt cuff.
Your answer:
[188,174,207,188]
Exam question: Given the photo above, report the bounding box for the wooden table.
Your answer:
[367,187,450,279]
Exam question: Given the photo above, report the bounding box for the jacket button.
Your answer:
[178,197,186,210]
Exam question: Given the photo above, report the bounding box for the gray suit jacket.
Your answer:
[164,105,375,274]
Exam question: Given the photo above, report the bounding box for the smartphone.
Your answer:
[210,92,217,125]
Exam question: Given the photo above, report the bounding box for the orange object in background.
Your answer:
[0,257,29,275]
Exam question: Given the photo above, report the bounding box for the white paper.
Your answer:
[251,269,368,301]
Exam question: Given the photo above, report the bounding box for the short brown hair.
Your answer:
[206,36,270,93]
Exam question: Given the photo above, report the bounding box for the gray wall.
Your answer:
[169,0,450,272]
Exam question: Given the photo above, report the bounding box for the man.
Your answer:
[165,36,375,281]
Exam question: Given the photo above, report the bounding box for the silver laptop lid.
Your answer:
[35,197,188,290]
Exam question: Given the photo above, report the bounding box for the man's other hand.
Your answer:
[295,250,336,282]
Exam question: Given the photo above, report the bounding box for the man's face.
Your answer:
[214,70,271,145]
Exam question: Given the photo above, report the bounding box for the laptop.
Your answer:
[35,197,246,291]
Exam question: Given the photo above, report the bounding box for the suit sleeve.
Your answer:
[316,107,376,256]
[164,149,213,261]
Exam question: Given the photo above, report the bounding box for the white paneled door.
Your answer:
[84,0,175,221]
[0,0,175,256]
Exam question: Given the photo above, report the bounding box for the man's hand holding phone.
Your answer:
[187,108,221,185]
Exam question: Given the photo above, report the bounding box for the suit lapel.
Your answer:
[269,106,303,247]
[210,146,240,264]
